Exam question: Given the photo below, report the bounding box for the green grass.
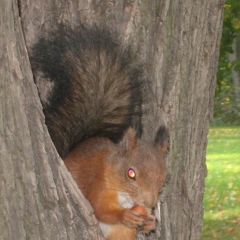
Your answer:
[201,127,240,239]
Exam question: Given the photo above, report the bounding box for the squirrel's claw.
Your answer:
[138,215,156,233]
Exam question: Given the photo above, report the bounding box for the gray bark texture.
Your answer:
[0,0,225,240]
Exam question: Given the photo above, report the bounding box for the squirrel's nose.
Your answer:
[143,191,158,208]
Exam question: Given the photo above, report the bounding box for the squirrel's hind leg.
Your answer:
[106,224,136,240]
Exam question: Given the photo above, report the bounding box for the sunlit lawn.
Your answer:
[202,127,240,239]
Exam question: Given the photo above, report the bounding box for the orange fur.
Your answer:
[64,128,168,240]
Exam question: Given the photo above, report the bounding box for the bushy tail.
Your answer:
[31,25,143,158]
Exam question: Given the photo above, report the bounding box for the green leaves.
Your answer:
[215,0,240,125]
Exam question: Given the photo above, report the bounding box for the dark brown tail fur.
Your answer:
[31,25,143,158]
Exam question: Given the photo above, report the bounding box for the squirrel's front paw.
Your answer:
[121,209,146,229]
[138,215,156,233]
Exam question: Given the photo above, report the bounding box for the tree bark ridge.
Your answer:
[0,0,104,239]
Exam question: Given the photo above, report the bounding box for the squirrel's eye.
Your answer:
[128,168,136,180]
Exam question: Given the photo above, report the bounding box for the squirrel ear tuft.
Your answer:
[154,125,169,154]
[119,127,137,151]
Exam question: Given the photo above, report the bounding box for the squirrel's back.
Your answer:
[31,25,143,158]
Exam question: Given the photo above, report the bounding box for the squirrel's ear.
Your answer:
[154,125,169,154]
[119,127,137,151]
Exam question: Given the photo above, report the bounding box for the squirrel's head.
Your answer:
[112,126,169,209]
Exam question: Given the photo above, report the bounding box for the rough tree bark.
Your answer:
[0,0,225,240]
[0,1,103,239]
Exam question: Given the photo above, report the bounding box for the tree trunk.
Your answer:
[1,0,224,240]
[0,1,103,239]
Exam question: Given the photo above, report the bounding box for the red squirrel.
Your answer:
[64,128,168,240]
[31,24,169,239]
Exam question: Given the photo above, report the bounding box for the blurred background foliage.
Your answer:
[202,2,240,239]
[214,0,240,125]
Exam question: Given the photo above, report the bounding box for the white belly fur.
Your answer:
[99,192,134,238]
[99,222,113,238]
